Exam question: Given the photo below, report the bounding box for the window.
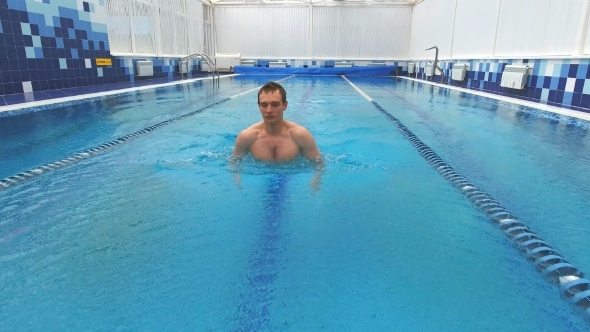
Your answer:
[106,0,203,56]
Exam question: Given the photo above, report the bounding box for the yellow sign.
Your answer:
[96,58,112,66]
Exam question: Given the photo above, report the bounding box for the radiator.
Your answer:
[424,63,435,77]
[500,65,530,89]
[269,61,287,68]
[240,60,255,67]
[367,62,386,66]
[178,60,190,74]
[136,61,153,77]
[335,61,352,68]
[407,62,415,74]
[451,63,468,81]
[215,53,241,72]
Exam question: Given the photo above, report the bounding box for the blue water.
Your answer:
[1,76,589,331]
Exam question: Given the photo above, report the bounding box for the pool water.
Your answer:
[1,75,589,331]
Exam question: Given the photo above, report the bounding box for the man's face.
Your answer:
[258,90,287,124]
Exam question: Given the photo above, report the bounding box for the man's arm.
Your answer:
[292,126,323,166]
[292,126,324,190]
[230,129,257,189]
[232,129,257,159]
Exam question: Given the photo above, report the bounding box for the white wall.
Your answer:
[313,6,411,59]
[451,0,500,58]
[583,4,590,54]
[214,6,309,58]
[408,0,455,59]
[495,0,586,57]
[409,0,590,59]
[214,5,412,59]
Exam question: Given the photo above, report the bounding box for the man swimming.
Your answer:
[232,81,323,165]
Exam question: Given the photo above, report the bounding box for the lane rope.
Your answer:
[341,75,590,320]
[0,75,297,191]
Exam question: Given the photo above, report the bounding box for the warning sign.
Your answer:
[96,58,112,66]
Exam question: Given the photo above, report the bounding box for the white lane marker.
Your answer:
[341,75,373,102]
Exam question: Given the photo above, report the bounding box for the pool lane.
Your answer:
[343,75,590,323]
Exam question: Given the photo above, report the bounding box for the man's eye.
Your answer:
[260,103,268,107]
[271,103,280,107]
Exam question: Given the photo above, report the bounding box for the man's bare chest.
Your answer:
[250,136,300,162]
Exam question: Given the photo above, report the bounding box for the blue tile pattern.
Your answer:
[412,58,590,112]
[247,59,403,70]
[0,0,203,97]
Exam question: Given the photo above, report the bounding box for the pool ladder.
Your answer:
[425,46,444,83]
[180,53,220,84]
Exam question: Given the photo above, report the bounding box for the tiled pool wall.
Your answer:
[407,59,590,113]
[0,0,201,96]
[240,59,403,70]
[1,0,588,112]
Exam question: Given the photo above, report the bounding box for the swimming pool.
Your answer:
[1,75,589,330]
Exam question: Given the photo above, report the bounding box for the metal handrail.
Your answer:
[180,53,219,83]
[425,46,444,83]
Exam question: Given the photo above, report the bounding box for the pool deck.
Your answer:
[399,77,590,122]
[0,74,238,114]
[0,74,589,123]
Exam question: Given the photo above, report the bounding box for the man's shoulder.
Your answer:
[287,122,312,136]
[236,123,262,144]
[239,123,263,136]
[287,122,314,144]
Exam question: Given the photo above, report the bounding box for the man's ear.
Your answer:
[283,101,288,110]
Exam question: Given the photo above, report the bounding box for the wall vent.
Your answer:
[500,65,530,89]
[451,63,468,81]
[335,61,353,68]
[367,62,386,66]
[179,60,190,74]
[269,61,287,68]
[215,53,241,72]
[136,61,153,77]
[425,62,435,76]
[408,62,415,74]
[240,60,255,67]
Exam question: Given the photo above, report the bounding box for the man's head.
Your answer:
[258,82,288,124]
[258,82,287,105]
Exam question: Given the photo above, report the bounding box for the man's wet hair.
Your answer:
[258,81,287,104]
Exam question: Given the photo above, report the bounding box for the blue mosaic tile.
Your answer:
[560,64,570,78]
[548,90,557,102]
[557,77,567,91]
[540,76,552,89]
[24,46,35,58]
[563,92,573,106]
[555,90,565,103]
[571,93,582,107]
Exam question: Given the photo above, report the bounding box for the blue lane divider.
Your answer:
[237,174,290,331]
[370,99,590,320]
[340,75,590,321]
[235,82,312,330]
[0,97,231,191]
[0,74,298,192]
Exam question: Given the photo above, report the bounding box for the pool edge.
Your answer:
[398,76,590,123]
[0,74,241,115]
